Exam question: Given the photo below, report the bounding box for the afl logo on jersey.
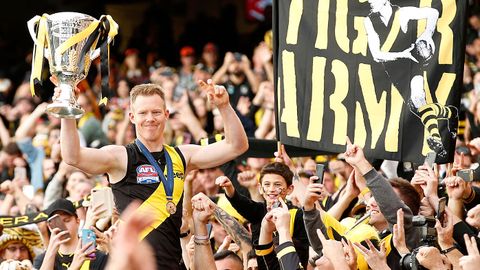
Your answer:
[136,165,160,184]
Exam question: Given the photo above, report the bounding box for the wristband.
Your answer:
[463,187,475,203]
[194,234,209,241]
[441,246,456,255]
[179,230,190,238]
[360,187,371,197]
[194,239,210,245]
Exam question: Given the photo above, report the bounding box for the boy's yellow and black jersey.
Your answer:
[111,143,186,270]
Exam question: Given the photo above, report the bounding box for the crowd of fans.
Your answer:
[1,2,480,270]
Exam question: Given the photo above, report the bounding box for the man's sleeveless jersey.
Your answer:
[112,143,186,269]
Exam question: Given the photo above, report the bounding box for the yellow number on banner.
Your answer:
[335,0,350,53]
[385,87,402,152]
[355,102,367,148]
[330,60,349,145]
[281,50,300,138]
[286,0,303,45]
[437,0,455,65]
[358,64,387,149]
[316,0,330,49]
[307,57,326,142]
[352,16,367,56]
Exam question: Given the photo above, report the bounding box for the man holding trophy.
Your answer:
[28,11,249,270]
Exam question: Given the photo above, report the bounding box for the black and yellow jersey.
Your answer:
[112,143,186,270]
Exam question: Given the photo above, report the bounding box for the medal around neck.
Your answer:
[135,140,177,216]
[166,201,176,215]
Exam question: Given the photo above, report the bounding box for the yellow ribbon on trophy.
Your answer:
[30,14,49,97]
[55,21,100,57]
[97,15,118,106]
[29,14,118,107]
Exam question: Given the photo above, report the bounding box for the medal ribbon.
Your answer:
[135,139,174,201]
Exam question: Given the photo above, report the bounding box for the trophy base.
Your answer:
[47,103,84,119]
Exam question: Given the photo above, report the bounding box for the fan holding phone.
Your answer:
[33,199,109,270]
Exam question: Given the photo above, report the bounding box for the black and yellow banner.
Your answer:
[0,197,88,228]
[273,0,466,163]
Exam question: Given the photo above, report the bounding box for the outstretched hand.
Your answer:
[274,143,295,172]
[198,79,229,109]
[344,137,372,174]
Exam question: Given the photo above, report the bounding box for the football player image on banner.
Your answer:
[273,0,466,163]
[364,0,457,158]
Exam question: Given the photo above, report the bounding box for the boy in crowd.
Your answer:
[216,162,309,268]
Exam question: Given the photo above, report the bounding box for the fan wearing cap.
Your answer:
[33,199,108,270]
[201,42,219,74]
[119,48,149,85]
[174,46,197,100]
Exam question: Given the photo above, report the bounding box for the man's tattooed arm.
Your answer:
[213,206,252,252]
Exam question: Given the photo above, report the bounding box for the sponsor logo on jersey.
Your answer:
[136,165,160,184]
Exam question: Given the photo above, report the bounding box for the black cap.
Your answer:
[45,199,77,218]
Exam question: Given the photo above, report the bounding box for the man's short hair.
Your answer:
[389,178,421,215]
[130,83,166,107]
[214,250,243,265]
[259,162,294,186]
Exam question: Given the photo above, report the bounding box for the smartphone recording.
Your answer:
[314,164,325,184]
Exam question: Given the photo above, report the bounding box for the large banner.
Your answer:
[273,0,466,163]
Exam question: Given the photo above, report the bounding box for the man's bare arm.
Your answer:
[181,81,248,171]
[61,119,127,181]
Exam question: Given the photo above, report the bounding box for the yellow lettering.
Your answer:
[281,50,300,138]
[358,64,387,149]
[14,216,29,225]
[432,73,457,105]
[437,0,455,65]
[307,57,326,141]
[315,0,330,49]
[353,16,367,56]
[335,0,350,53]
[385,86,402,152]
[417,0,433,37]
[286,0,303,45]
[355,102,367,148]
[330,60,349,145]
[33,212,48,221]
[0,218,13,226]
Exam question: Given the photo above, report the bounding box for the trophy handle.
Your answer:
[27,15,50,59]
[27,16,41,43]
[90,17,118,60]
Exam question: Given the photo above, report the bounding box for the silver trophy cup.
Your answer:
[28,12,115,119]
